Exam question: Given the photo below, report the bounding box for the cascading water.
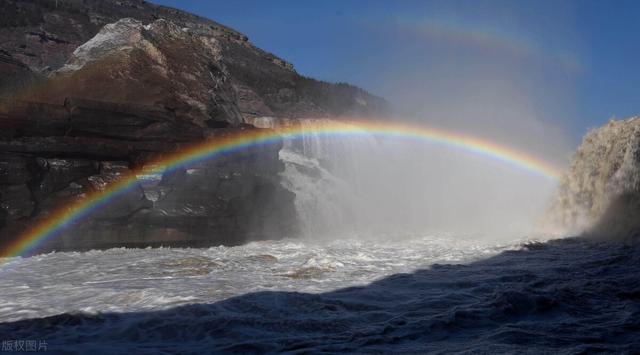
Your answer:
[250,118,372,237]
[277,119,385,238]
[278,148,359,238]
[254,117,559,241]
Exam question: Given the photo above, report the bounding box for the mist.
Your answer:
[277,124,560,243]
[278,12,582,242]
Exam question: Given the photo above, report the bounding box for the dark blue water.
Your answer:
[1,237,639,354]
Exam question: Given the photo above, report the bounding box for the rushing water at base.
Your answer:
[1,236,640,353]
[0,235,521,323]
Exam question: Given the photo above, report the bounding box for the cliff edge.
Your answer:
[0,0,389,120]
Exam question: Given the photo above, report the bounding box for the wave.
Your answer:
[1,237,638,353]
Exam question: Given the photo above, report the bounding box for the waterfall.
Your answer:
[278,148,358,237]
[276,119,434,239]
[244,117,396,237]
[254,117,556,241]
[277,119,378,238]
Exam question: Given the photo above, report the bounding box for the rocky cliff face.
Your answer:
[0,0,389,120]
[0,0,389,252]
[543,117,640,240]
[0,98,298,251]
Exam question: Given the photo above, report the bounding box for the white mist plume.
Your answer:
[271,16,579,241]
[357,19,577,240]
[268,119,562,243]
[280,83,573,241]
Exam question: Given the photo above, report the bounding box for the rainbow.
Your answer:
[0,120,563,261]
[393,17,583,73]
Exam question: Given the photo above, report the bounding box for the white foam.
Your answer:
[0,235,527,323]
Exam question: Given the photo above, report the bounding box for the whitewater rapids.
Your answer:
[0,235,521,323]
[1,236,639,353]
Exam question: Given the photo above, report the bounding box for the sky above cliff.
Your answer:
[153,0,639,150]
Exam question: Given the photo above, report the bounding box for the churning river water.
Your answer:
[0,235,518,323]
[1,235,639,353]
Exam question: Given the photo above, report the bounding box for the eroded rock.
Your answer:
[0,1,389,252]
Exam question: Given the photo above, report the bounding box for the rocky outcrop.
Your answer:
[0,0,391,252]
[0,0,389,120]
[0,98,298,252]
[543,117,640,240]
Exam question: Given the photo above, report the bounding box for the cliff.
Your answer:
[0,0,388,252]
[544,117,640,240]
[0,0,389,120]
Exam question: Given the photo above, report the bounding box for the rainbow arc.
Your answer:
[0,120,563,261]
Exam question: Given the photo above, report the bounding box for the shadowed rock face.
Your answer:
[0,50,38,96]
[543,117,640,240]
[0,0,392,251]
[0,98,298,252]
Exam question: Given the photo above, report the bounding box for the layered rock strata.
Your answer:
[0,0,389,252]
[0,98,297,252]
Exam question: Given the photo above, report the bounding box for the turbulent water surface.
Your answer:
[1,236,639,353]
[0,235,516,323]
